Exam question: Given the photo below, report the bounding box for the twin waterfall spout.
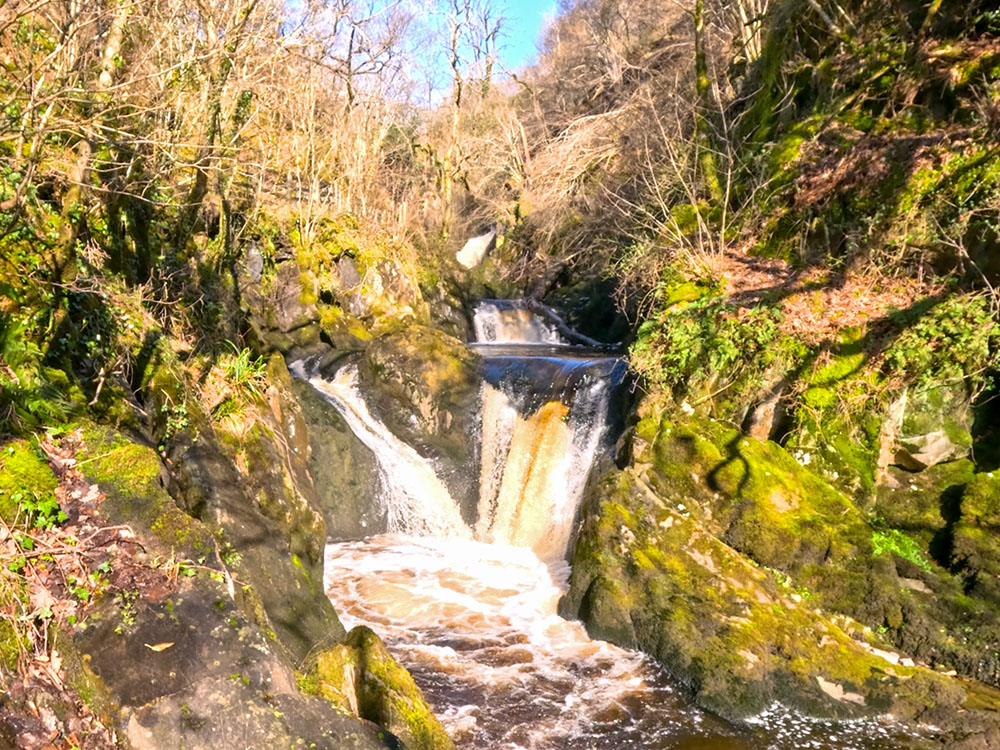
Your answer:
[296,299,624,561]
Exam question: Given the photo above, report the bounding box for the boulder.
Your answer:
[359,325,481,520]
[309,626,455,750]
[894,386,973,471]
[561,466,967,724]
[74,582,398,750]
[241,260,322,353]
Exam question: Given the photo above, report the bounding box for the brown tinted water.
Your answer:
[325,536,927,750]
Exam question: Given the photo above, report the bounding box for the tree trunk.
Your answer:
[694,0,723,205]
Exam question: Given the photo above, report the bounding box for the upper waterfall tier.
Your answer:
[473,299,565,344]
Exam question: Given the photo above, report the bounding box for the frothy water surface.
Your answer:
[325,536,917,750]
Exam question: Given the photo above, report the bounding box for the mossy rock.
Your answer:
[951,472,1000,606]
[874,460,974,544]
[318,303,372,351]
[76,423,213,558]
[0,439,58,525]
[309,626,454,750]
[562,467,968,725]
[631,406,1000,689]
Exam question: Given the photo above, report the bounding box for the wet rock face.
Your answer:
[163,358,345,662]
[359,325,482,520]
[292,377,385,539]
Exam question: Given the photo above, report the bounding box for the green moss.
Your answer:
[871,529,932,572]
[565,465,965,722]
[59,636,116,723]
[0,616,25,673]
[307,628,454,749]
[0,439,59,524]
[961,472,1000,528]
[77,423,213,555]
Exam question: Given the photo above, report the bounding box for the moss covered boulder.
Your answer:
[360,325,481,519]
[633,409,1000,688]
[561,466,971,725]
[307,626,454,750]
[241,259,324,353]
[951,472,1000,607]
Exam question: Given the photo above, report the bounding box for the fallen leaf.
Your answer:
[144,642,174,652]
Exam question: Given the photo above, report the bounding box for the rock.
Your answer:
[243,242,264,282]
[241,259,322,353]
[563,405,1000,732]
[339,256,362,288]
[165,375,345,661]
[894,386,973,470]
[310,627,455,750]
[560,466,967,723]
[420,276,471,341]
[74,577,399,750]
[127,679,401,750]
[360,325,481,520]
[896,430,969,471]
[82,354,345,663]
[951,472,1000,608]
[292,377,384,539]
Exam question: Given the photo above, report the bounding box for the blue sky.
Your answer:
[498,0,557,71]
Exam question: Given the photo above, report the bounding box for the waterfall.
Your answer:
[293,301,624,560]
[472,299,565,345]
[299,303,899,749]
[471,299,624,560]
[474,373,618,561]
[290,362,469,538]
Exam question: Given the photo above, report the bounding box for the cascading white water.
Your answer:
[290,362,469,538]
[475,374,614,561]
[473,300,565,344]
[323,535,733,749]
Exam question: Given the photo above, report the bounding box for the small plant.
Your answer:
[631,294,786,393]
[158,401,189,448]
[872,529,932,573]
[883,294,1000,395]
[15,488,68,529]
[222,341,266,400]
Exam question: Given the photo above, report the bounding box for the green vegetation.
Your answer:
[871,529,933,572]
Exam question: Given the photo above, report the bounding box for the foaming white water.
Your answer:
[473,300,565,344]
[292,363,469,538]
[325,536,925,750]
[476,376,614,561]
[324,535,731,749]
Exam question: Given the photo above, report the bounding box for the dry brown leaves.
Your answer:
[708,251,937,342]
[1,430,177,750]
